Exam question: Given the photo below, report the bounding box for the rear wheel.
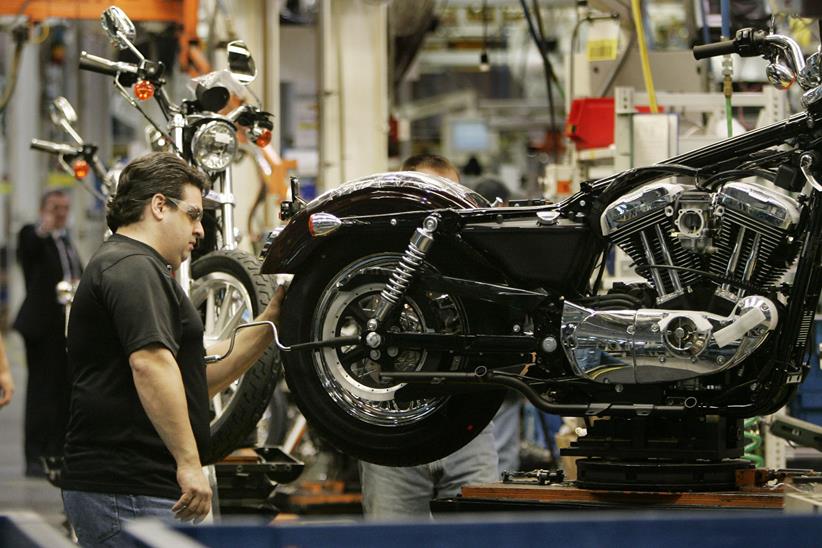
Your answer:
[280,242,504,466]
[191,249,282,463]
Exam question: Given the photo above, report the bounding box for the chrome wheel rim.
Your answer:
[190,271,255,421]
[312,254,466,427]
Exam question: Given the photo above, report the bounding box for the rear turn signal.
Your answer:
[308,213,342,237]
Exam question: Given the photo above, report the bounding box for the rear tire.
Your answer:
[280,240,504,466]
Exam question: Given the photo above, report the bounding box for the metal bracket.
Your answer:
[799,153,822,192]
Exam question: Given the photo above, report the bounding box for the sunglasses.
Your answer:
[164,196,204,223]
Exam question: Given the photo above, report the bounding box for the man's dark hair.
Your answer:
[40,188,69,209]
[474,177,511,204]
[107,152,209,232]
[402,153,457,174]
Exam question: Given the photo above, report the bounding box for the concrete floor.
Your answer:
[0,332,67,536]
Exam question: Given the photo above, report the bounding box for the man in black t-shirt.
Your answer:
[61,152,283,544]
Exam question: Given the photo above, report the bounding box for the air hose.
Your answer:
[630,0,658,113]
[721,0,733,137]
[742,417,765,467]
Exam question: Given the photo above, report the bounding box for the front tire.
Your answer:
[190,249,282,463]
[280,240,504,466]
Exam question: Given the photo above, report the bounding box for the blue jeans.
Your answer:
[62,490,176,547]
[359,422,499,519]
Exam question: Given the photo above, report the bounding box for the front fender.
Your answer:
[260,171,488,274]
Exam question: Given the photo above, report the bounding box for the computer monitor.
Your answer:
[444,117,496,158]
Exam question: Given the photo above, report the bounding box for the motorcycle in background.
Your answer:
[30,96,116,335]
[75,6,280,462]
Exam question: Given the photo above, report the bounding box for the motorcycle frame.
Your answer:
[263,107,822,419]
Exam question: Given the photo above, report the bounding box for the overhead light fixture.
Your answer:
[479,51,490,72]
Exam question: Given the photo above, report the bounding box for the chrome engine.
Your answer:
[562,180,803,384]
[600,181,801,304]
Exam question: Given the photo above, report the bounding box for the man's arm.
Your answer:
[205,286,284,397]
[0,335,14,407]
[130,345,211,523]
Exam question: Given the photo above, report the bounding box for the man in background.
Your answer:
[357,153,500,518]
[14,189,82,477]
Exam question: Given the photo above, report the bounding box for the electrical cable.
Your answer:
[0,32,25,114]
[699,168,776,189]
[742,416,765,466]
[519,0,559,160]
[721,0,734,138]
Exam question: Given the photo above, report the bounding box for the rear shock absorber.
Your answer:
[370,215,440,328]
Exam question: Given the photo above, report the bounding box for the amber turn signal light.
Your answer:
[133,80,155,101]
[73,159,90,180]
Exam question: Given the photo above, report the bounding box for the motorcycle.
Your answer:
[260,28,822,489]
[30,96,117,334]
[77,7,281,462]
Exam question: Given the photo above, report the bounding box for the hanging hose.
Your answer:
[0,28,26,114]
[630,0,658,113]
[721,0,733,137]
[519,0,559,160]
[742,417,765,467]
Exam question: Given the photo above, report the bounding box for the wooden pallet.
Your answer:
[458,482,784,510]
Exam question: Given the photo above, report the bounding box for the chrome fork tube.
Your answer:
[171,112,193,295]
[220,168,237,250]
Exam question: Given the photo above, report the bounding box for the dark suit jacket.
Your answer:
[14,224,81,341]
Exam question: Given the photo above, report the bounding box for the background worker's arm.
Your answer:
[0,335,13,407]
[130,345,211,523]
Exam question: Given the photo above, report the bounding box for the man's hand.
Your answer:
[172,464,212,523]
[0,367,14,407]
[260,285,286,324]
[204,284,286,397]
[38,210,57,235]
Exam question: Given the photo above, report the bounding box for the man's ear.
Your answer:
[148,194,166,221]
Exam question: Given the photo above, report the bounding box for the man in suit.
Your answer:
[14,189,82,477]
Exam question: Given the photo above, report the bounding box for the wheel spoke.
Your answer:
[339,346,367,366]
[212,393,224,416]
[216,304,247,340]
[345,302,371,326]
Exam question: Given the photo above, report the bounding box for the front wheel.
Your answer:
[190,249,282,463]
[280,242,504,466]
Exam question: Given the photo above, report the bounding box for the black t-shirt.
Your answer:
[61,234,210,499]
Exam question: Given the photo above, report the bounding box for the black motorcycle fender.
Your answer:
[260,173,488,274]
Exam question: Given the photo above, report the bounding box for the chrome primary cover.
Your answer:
[560,296,778,384]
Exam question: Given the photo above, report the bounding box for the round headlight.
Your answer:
[191,120,237,172]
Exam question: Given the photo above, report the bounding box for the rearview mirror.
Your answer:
[101,6,136,50]
[226,40,257,85]
[50,97,78,127]
[49,97,83,145]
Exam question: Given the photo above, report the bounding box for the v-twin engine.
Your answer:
[561,295,778,384]
[579,179,803,384]
[601,181,801,304]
